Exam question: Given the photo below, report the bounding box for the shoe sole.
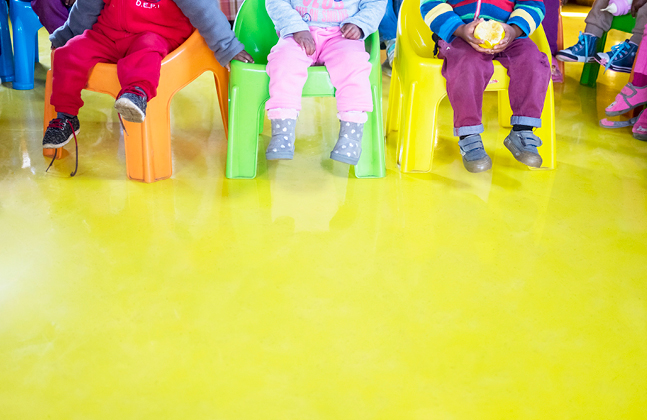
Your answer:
[593,59,633,73]
[115,98,146,123]
[330,152,360,165]
[43,129,80,149]
[555,53,596,63]
[633,131,647,141]
[462,156,492,173]
[504,138,542,168]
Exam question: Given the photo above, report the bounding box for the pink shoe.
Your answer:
[632,110,647,140]
[605,83,647,116]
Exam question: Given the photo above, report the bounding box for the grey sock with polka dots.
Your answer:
[330,121,363,165]
[266,118,296,160]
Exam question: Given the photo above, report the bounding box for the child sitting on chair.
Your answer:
[420,0,550,172]
[42,0,253,151]
[264,0,386,165]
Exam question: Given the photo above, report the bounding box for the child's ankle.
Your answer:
[57,112,76,120]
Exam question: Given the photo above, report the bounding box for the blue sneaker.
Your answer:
[458,134,492,173]
[595,40,638,73]
[556,32,599,63]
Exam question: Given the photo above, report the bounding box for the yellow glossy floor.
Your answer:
[1,6,646,419]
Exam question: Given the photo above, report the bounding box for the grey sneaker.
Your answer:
[504,130,543,168]
[114,87,147,123]
[458,134,492,173]
[43,115,80,148]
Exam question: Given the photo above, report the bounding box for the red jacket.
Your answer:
[95,0,193,42]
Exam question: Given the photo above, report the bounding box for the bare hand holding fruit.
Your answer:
[453,19,491,53]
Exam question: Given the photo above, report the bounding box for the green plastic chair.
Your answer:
[225,0,385,179]
[580,13,636,88]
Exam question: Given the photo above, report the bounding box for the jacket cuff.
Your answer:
[341,18,371,40]
[215,41,245,66]
[437,16,464,43]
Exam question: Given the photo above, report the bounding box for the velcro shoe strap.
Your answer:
[520,133,542,147]
[458,136,484,152]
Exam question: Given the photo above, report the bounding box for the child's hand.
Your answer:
[226,50,254,70]
[488,23,523,53]
[454,19,490,53]
[293,31,316,56]
[63,0,76,7]
[632,0,647,16]
[341,23,363,40]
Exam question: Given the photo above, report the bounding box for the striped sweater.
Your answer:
[420,0,545,43]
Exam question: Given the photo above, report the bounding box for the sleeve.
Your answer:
[174,0,245,65]
[49,0,104,48]
[507,0,545,37]
[420,0,464,42]
[341,0,388,40]
[266,0,310,38]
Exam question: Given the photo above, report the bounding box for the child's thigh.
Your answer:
[121,31,176,57]
[319,37,370,76]
[267,36,313,69]
[55,30,120,67]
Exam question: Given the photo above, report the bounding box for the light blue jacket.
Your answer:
[266,0,387,40]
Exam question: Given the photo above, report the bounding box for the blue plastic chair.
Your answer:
[9,0,42,89]
[0,0,14,83]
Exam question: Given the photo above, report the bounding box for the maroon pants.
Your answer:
[51,24,181,116]
[440,37,551,137]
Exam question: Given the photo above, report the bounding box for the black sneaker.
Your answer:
[114,87,147,123]
[43,116,80,148]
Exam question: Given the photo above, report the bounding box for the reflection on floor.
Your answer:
[0,6,645,419]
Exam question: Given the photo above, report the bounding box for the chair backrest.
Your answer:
[233,0,279,65]
[399,0,551,60]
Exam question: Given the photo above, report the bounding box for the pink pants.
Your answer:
[265,26,373,119]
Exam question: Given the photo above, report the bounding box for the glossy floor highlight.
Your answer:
[1,7,646,419]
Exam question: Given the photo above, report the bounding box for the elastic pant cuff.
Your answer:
[454,124,484,136]
[511,116,542,127]
[268,108,299,120]
[337,111,368,124]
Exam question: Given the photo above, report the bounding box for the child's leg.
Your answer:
[30,0,69,34]
[495,38,550,129]
[50,29,121,117]
[441,38,494,135]
[495,39,550,167]
[265,36,314,160]
[115,32,176,101]
[606,25,647,116]
[317,30,372,165]
[441,38,495,172]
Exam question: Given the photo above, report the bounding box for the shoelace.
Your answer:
[604,42,631,73]
[46,119,79,177]
[578,32,592,62]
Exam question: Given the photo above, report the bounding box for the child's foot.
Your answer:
[605,82,647,116]
[504,130,543,168]
[331,121,363,165]
[556,32,598,63]
[43,115,80,148]
[632,110,647,141]
[114,87,147,123]
[382,39,395,77]
[551,62,564,83]
[458,134,492,173]
[266,118,296,160]
[594,40,638,73]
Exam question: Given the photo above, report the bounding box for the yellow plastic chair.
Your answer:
[386,0,556,173]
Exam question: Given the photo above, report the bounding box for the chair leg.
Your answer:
[123,96,173,182]
[213,71,229,138]
[226,83,268,179]
[386,63,402,136]
[533,81,556,170]
[399,80,444,173]
[580,32,607,88]
[0,2,14,83]
[355,83,386,178]
[10,0,41,90]
[498,90,513,128]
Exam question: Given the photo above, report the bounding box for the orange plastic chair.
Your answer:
[43,30,229,183]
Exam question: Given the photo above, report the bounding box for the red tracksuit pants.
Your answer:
[51,23,182,116]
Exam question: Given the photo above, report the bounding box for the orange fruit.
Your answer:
[474,20,505,49]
